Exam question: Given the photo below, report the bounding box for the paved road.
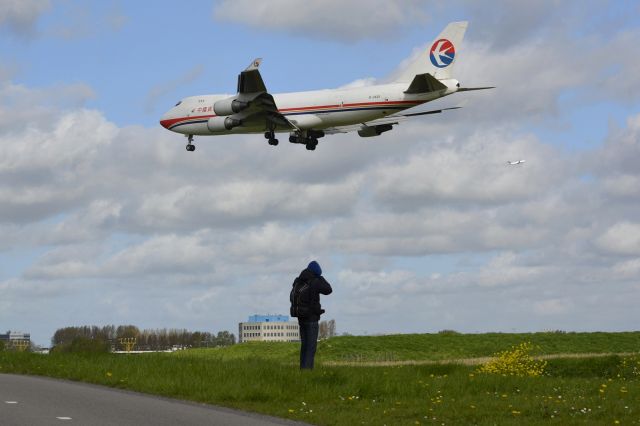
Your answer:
[0,374,309,425]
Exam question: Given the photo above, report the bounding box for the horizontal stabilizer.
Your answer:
[457,86,495,92]
[403,106,461,117]
[404,73,448,94]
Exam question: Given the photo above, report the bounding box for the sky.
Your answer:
[1,0,640,346]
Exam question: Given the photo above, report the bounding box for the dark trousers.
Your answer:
[298,321,319,369]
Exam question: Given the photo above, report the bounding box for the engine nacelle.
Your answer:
[213,98,249,116]
[358,124,393,138]
[207,116,242,132]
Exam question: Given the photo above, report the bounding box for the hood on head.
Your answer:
[307,260,322,276]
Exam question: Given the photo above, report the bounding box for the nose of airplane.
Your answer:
[159,111,172,129]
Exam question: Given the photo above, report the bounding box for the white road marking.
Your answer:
[56,417,72,420]
[4,401,18,404]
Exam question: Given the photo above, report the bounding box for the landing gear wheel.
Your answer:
[305,138,318,151]
[268,139,279,146]
[186,134,195,152]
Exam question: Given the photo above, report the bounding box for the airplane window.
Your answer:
[174,101,182,106]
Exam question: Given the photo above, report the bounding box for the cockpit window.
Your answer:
[174,101,182,106]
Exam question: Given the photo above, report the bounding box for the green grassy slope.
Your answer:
[184,331,640,363]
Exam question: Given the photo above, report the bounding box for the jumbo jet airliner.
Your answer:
[160,21,492,151]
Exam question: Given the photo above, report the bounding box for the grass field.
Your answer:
[1,332,639,425]
[184,331,640,363]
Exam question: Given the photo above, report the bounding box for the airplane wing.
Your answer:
[324,106,461,136]
[227,58,297,131]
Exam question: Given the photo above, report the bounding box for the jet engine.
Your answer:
[357,124,393,137]
[207,116,242,132]
[213,97,249,116]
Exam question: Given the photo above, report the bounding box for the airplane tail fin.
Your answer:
[393,21,468,83]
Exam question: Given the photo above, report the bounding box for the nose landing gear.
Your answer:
[186,134,195,152]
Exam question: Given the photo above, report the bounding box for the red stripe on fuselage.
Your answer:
[160,100,424,129]
[160,114,215,129]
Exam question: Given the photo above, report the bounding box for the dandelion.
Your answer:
[288,409,294,413]
[106,372,112,377]
[512,410,521,415]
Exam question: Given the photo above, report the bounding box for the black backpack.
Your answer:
[290,277,311,318]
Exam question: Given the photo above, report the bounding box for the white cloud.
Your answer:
[372,129,565,207]
[3,101,639,343]
[597,222,640,256]
[213,0,428,41]
[0,80,95,134]
[44,2,130,40]
[0,0,50,37]
[612,258,640,279]
[0,109,116,223]
[339,78,377,89]
[533,298,573,316]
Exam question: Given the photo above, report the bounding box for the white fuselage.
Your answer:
[160,80,459,136]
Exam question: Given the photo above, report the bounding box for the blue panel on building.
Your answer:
[248,314,289,323]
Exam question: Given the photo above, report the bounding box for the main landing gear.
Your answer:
[265,131,279,146]
[185,134,195,152]
[289,130,324,151]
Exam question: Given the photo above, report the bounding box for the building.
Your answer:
[238,315,300,343]
[0,330,31,350]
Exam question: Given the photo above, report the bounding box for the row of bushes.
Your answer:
[51,325,237,353]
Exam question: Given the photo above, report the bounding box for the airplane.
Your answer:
[160,21,493,152]
[507,160,526,165]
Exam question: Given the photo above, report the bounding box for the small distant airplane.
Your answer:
[507,160,526,165]
[160,21,493,152]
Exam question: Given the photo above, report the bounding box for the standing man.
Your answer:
[290,260,332,369]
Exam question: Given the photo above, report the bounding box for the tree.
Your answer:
[52,337,109,353]
[215,331,235,346]
[327,319,336,338]
[116,325,140,339]
[319,319,337,339]
[319,321,329,339]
